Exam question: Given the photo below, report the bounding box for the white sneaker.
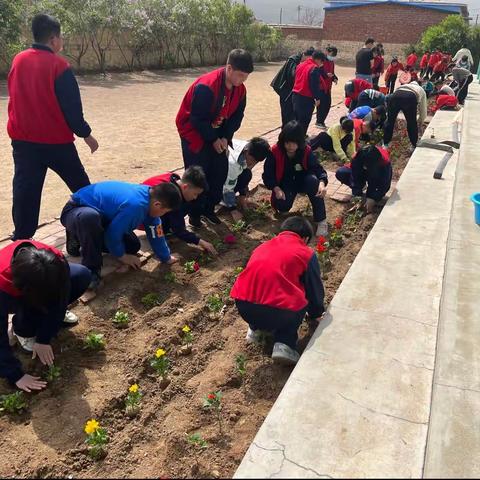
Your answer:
[245,327,262,345]
[14,334,36,352]
[271,342,300,365]
[316,220,328,237]
[64,310,79,325]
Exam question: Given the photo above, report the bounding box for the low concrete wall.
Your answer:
[235,86,480,477]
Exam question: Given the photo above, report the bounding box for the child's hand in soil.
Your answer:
[274,187,286,201]
[198,240,218,256]
[120,254,141,269]
[32,343,54,366]
[16,374,47,392]
[166,255,178,265]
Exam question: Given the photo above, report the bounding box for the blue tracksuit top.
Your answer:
[71,181,171,262]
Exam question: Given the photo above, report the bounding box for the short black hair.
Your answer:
[11,243,70,310]
[304,46,315,56]
[280,216,314,243]
[247,137,270,162]
[278,121,306,152]
[326,45,338,56]
[340,117,354,134]
[227,49,254,74]
[312,51,327,62]
[182,166,208,190]
[365,38,375,45]
[374,105,386,118]
[150,182,182,210]
[357,144,383,173]
[32,13,61,44]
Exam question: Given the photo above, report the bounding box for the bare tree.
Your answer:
[300,7,323,26]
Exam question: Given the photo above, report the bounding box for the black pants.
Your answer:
[293,93,315,135]
[271,174,326,222]
[430,72,445,83]
[60,202,141,272]
[424,66,433,80]
[316,92,332,124]
[383,90,418,146]
[280,94,295,127]
[181,139,228,217]
[386,74,397,94]
[309,131,353,156]
[1,263,91,341]
[372,75,380,89]
[457,74,473,104]
[335,165,392,201]
[235,300,307,349]
[11,141,90,240]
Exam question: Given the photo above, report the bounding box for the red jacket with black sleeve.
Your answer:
[292,58,327,99]
[7,44,91,144]
[406,53,418,68]
[231,231,325,317]
[0,240,64,385]
[322,58,336,93]
[176,67,246,154]
[428,52,441,67]
[420,54,429,69]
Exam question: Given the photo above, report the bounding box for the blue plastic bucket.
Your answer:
[470,193,480,224]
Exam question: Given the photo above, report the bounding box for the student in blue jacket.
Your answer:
[60,181,182,289]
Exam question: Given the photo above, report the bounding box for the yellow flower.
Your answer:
[84,419,100,435]
[155,348,166,358]
[129,384,139,393]
[182,325,191,333]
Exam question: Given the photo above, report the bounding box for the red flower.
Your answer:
[316,244,327,253]
[223,234,237,245]
[193,262,200,272]
[334,218,343,230]
[317,235,327,245]
[208,393,216,400]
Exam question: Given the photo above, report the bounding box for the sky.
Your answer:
[244,0,480,25]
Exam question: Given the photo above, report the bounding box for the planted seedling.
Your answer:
[206,294,224,314]
[44,364,62,382]
[84,419,109,460]
[231,220,247,233]
[0,391,27,415]
[125,384,142,417]
[84,332,106,350]
[182,325,193,345]
[164,272,177,284]
[141,293,162,309]
[184,260,200,274]
[186,432,208,449]
[233,266,244,278]
[112,310,129,329]
[150,348,171,388]
[203,391,223,434]
[235,354,246,377]
[315,236,331,273]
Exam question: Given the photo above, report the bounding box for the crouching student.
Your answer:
[222,137,271,214]
[142,166,217,256]
[344,78,372,112]
[433,85,458,112]
[356,88,387,108]
[335,144,392,213]
[61,181,182,289]
[0,241,91,391]
[348,105,386,127]
[231,216,325,365]
[263,121,329,237]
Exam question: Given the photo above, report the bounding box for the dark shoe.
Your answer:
[88,270,102,290]
[203,212,222,225]
[188,215,202,228]
[315,122,327,129]
[66,230,81,256]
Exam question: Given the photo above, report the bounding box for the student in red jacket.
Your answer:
[141,166,217,256]
[344,78,372,112]
[231,216,325,365]
[176,49,253,227]
[430,57,448,83]
[7,14,98,242]
[425,49,441,79]
[419,51,430,78]
[315,46,338,129]
[292,50,328,135]
[384,57,404,94]
[371,46,385,89]
[406,51,418,70]
[262,121,329,237]
[0,241,91,391]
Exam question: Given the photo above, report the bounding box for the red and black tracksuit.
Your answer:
[7,44,92,240]
[406,53,418,69]
[231,231,325,348]
[292,58,328,134]
[176,67,246,218]
[335,146,392,201]
[384,62,404,94]
[344,78,372,112]
[420,53,429,77]
[141,173,200,246]
[262,144,328,222]
[372,55,385,89]
[0,241,91,385]
[316,58,336,125]
[430,60,448,83]
[425,52,442,79]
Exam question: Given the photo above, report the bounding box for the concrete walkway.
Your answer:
[235,84,480,478]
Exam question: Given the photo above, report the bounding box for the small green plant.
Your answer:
[206,294,224,314]
[84,332,106,350]
[0,391,27,415]
[235,354,247,376]
[203,391,223,434]
[329,230,344,248]
[44,364,62,382]
[150,348,170,378]
[125,384,142,417]
[141,293,162,309]
[164,272,177,284]
[84,419,109,460]
[198,253,213,266]
[345,207,363,231]
[182,325,193,345]
[112,310,129,328]
[184,260,200,274]
[231,219,247,233]
[233,266,244,277]
[186,432,208,449]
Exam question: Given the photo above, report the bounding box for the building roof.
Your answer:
[324,0,467,15]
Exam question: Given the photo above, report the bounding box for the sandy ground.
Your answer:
[0,63,354,238]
